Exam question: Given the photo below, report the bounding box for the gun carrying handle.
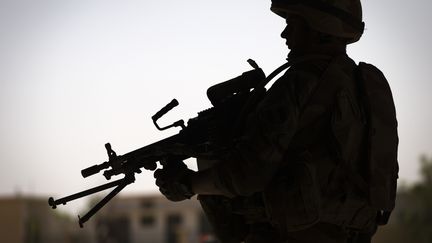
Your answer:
[152,99,185,131]
[152,99,179,122]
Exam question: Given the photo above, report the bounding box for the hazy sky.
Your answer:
[1,0,431,207]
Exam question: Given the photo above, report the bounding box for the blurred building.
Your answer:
[0,195,93,243]
[0,194,215,243]
[93,194,215,243]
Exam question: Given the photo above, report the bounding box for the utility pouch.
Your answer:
[198,195,248,243]
[263,159,320,233]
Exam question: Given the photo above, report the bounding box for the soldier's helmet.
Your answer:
[271,0,364,44]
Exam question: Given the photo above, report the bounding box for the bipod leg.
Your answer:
[48,177,127,209]
[78,174,135,227]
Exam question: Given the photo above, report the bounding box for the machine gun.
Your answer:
[48,59,290,227]
[48,59,291,227]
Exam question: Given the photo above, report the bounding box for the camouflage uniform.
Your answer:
[199,48,377,242]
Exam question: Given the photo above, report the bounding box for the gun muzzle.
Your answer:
[81,162,110,178]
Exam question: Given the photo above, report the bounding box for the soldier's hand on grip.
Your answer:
[153,160,195,201]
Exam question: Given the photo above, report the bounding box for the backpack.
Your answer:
[356,62,399,224]
[262,58,399,232]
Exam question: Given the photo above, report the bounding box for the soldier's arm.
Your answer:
[189,68,323,197]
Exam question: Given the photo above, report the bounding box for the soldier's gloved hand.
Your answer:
[153,160,195,202]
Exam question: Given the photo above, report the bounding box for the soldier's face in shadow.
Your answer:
[281,14,317,52]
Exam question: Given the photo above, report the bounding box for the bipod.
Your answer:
[48,173,135,228]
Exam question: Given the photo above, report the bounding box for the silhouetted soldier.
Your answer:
[154,1,398,242]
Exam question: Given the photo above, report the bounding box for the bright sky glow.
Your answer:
[1,0,431,210]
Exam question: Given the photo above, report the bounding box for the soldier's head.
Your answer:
[271,0,364,50]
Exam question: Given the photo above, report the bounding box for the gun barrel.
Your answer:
[81,161,110,178]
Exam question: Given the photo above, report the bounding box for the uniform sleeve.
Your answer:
[210,68,323,196]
